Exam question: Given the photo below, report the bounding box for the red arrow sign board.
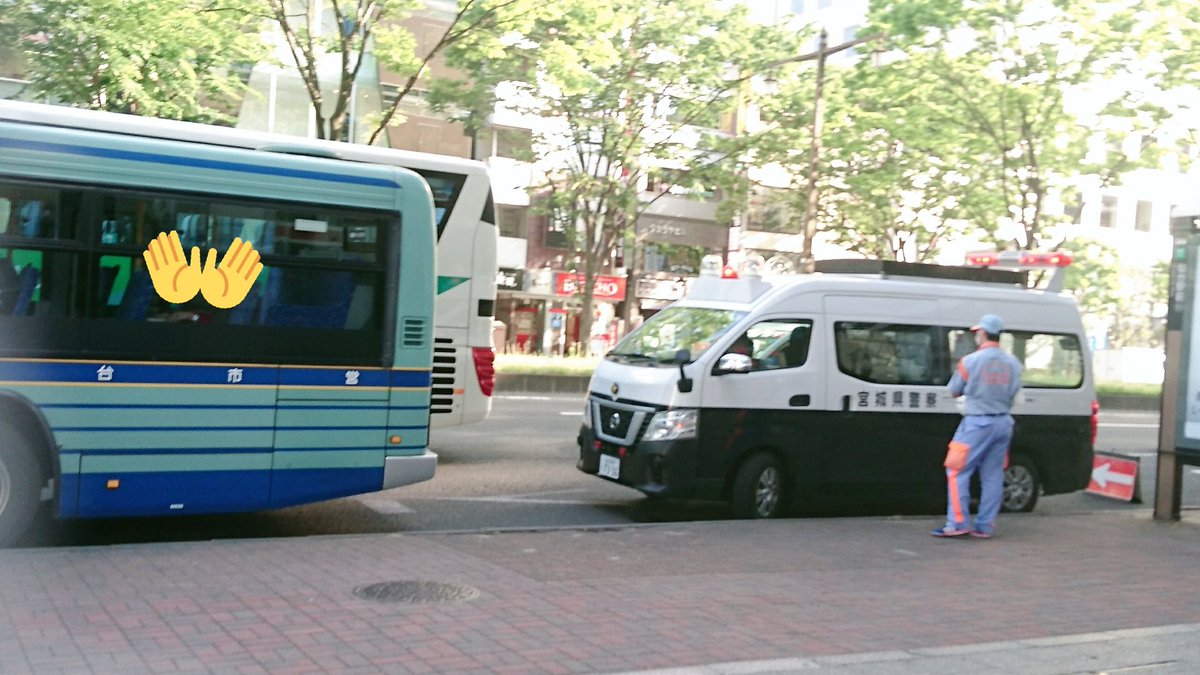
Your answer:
[1086,453,1139,502]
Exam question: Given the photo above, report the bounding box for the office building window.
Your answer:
[1063,199,1083,224]
[478,126,532,161]
[1099,196,1118,228]
[791,0,805,13]
[818,0,832,8]
[842,25,860,58]
[497,205,528,238]
[1135,200,1153,232]
[544,212,568,249]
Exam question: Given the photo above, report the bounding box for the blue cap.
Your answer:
[971,314,1004,334]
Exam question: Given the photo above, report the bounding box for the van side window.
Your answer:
[1006,331,1084,388]
[744,319,813,370]
[836,322,943,385]
[947,329,1084,389]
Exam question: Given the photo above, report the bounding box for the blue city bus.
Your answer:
[0,111,438,546]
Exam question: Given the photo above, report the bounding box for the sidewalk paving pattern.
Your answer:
[1,510,1198,674]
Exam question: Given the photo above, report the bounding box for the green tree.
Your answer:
[434,0,798,353]
[858,0,1194,255]
[0,0,266,123]
[753,49,991,262]
[262,0,538,142]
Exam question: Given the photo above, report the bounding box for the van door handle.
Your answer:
[790,394,811,407]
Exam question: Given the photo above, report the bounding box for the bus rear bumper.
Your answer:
[383,450,437,489]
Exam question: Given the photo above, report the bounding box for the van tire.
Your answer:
[1002,454,1040,513]
[731,453,784,519]
[0,428,42,547]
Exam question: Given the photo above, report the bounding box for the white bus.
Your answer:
[0,100,498,429]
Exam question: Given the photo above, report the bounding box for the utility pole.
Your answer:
[761,30,884,272]
[800,29,828,273]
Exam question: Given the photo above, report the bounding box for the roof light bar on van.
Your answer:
[965,250,1073,268]
[700,254,724,278]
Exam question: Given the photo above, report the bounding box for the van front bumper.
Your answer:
[577,425,710,499]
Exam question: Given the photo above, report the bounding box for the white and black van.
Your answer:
[577,258,1097,518]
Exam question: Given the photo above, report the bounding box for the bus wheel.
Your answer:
[0,433,42,547]
[1002,455,1040,513]
[731,453,784,519]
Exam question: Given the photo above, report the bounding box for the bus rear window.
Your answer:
[413,170,466,238]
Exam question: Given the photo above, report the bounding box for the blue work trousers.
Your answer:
[943,414,1014,535]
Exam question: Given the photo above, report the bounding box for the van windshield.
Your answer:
[608,306,746,364]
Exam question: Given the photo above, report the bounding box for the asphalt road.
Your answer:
[20,395,1183,548]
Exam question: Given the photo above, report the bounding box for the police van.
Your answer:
[577,256,1097,518]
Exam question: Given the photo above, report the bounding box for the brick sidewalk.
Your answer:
[0,510,1197,674]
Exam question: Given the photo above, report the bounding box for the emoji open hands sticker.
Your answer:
[200,238,263,309]
[143,233,263,309]
[143,231,203,304]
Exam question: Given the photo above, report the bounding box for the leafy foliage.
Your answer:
[0,0,266,123]
[435,0,801,353]
[262,0,540,142]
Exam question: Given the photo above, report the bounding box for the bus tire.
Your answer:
[731,452,784,519]
[1002,454,1040,513]
[0,428,42,547]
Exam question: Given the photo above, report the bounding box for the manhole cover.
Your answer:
[353,580,480,604]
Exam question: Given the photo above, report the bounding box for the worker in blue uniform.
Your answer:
[932,314,1023,539]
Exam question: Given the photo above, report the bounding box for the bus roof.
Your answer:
[0,99,489,176]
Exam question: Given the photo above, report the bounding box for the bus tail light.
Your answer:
[472,347,495,397]
[1090,399,1100,445]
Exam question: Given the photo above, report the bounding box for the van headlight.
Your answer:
[643,409,698,442]
[581,401,592,428]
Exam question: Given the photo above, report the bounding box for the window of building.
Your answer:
[478,126,532,161]
[1135,200,1153,232]
[818,0,832,8]
[544,212,568,249]
[1063,199,1083,224]
[791,0,805,13]
[842,25,860,57]
[380,82,429,110]
[497,205,528,238]
[1099,195,1118,228]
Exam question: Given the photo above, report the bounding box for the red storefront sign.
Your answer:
[554,273,626,301]
[1086,452,1140,502]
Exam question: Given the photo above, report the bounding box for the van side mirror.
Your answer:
[674,349,693,393]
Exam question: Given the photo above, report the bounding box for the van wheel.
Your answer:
[0,431,42,547]
[731,453,784,519]
[1002,455,1040,513]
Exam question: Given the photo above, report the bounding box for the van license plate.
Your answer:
[599,454,620,479]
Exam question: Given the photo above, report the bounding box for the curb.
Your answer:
[495,372,590,394]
